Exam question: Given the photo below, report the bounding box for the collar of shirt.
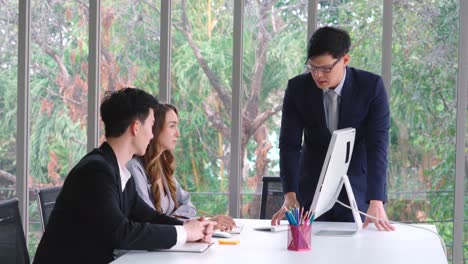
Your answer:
[118,161,131,192]
[322,68,346,96]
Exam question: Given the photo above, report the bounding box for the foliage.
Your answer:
[0,0,465,260]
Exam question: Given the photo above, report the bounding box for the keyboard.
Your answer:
[227,225,244,234]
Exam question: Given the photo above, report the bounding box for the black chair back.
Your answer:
[37,186,61,231]
[0,198,30,264]
[259,176,283,219]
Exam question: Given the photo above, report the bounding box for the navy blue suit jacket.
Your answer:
[279,67,389,221]
[34,143,182,263]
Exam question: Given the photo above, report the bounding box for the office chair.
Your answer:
[259,176,284,219]
[37,186,61,231]
[0,198,30,264]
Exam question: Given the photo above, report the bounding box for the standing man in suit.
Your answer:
[271,26,394,231]
[34,88,215,263]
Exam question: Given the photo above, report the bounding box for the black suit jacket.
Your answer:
[34,143,182,263]
[279,67,390,221]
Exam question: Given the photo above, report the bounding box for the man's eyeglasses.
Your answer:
[305,57,342,74]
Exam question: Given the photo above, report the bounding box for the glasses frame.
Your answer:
[305,56,342,74]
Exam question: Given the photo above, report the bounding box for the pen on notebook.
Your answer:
[197,209,213,218]
[172,215,190,220]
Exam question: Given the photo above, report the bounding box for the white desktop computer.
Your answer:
[309,128,363,236]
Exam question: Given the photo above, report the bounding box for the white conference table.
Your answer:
[111,219,447,264]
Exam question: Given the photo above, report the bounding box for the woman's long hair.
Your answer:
[143,103,178,213]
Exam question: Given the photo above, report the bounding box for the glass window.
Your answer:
[390,1,458,262]
[241,0,308,218]
[29,0,89,256]
[0,1,18,202]
[99,0,161,141]
[317,0,383,74]
[171,0,233,216]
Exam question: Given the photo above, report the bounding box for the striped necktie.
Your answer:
[326,89,339,133]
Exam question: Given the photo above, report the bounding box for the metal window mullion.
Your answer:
[453,1,467,263]
[159,1,172,103]
[17,0,31,239]
[381,0,392,96]
[229,0,244,218]
[87,0,100,151]
[307,0,318,40]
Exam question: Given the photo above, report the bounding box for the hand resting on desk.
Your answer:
[211,215,236,231]
[271,192,300,226]
[184,218,216,243]
[363,200,395,231]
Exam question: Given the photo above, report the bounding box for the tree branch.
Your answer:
[45,87,82,106]
[193,124,224,160]
[202,102,231,139]
[32,33,71,84]
[0,169,15,186]
[141,0,160,13]
[250,104,282,136]
[244,0,277,129]
[179,0,231,112]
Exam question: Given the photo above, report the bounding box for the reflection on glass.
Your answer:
[29,1,89,257]
[171,0,232,216]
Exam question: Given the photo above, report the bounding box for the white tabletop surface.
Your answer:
[111,219,448,264]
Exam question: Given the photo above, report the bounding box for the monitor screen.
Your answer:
[308,128,362,234]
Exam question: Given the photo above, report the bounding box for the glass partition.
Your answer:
[171,0,233,216]
[29,0,89,256]
[99,0,161,140]
[390,1,459,261]
[0,1,18,202]
[241,0,308,218]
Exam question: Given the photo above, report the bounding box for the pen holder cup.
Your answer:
[287,225,312,251]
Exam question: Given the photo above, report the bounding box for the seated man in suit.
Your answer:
[34,88,215,263]
[271,26,394,231]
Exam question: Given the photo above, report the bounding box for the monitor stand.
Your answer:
[315,174,363,236]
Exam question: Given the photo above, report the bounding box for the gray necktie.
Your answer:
[326,90,339,133]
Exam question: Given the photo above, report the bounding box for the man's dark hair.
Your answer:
[100,87,159,138]
[307,26,351,59]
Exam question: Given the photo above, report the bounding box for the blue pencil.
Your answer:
[285,211,293,225]
[286,211,297,226]
[309,212,315,224]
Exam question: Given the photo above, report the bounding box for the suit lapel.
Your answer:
[304,74,328,130]
[339,67,357,129]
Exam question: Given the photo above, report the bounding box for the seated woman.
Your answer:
[128,103,236,231]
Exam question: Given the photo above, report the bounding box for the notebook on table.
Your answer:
[228,225,244,234]
[151,242,214,253]
[253,224,289,232]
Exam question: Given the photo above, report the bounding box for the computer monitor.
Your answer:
[309,127,363,236]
